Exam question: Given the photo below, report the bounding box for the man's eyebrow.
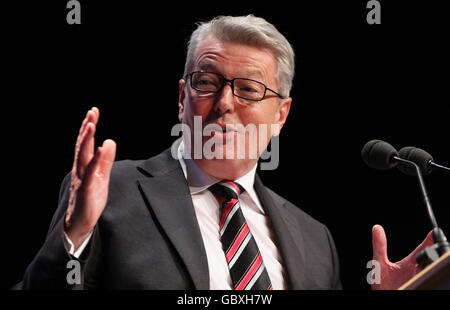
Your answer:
[243,69,265,82]
[197,59,266,82]
[197,59,218,71]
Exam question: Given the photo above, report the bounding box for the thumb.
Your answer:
[99,139,116,174]
[372,224,390,265]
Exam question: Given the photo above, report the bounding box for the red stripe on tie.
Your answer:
[219,198,238,229]
[226,224,249,262]
[235,253,263,290]
[226,181,241,195]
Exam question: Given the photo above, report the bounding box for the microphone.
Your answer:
[361,139,437,227]
[361,139,398,170]
[361,140,436,227]
[398,146,450,176]
[361,139,402,170]
[361,139,450,267]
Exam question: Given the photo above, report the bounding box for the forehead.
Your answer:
[193,35,278,82]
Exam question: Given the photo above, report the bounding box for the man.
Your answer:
[20,15,433,290]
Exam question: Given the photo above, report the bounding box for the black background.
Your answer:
[3,0,449,291]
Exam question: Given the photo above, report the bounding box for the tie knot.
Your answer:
[209,180,245,200]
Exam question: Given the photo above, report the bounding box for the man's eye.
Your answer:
[240,86,257,93]
[199,79,214,85]
[238,83,261,93]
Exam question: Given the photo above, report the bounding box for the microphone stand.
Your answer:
[394,156,450,269]
[430,161,450,173]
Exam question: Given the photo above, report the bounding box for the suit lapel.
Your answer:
[135,142,310,290]
[254,174,309,289]
[136,147,209,290]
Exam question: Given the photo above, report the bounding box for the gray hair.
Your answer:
[183,15,295,98]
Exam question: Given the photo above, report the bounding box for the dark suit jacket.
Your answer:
[21,142,342,290]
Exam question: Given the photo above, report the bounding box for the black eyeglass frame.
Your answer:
[187,71,284,102]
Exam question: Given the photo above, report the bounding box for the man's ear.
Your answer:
[272,97,292,136]
[178,79,186,122]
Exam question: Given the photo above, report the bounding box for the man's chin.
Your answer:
[193,156,258,180]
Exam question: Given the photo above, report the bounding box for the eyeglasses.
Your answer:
[187,71,284,102]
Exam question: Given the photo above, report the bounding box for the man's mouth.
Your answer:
[211,127,235,136]
[207,123,238,140]
[215,128,233,133]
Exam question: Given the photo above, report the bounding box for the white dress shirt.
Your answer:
[177,141,286,290]
[64,141,287,289]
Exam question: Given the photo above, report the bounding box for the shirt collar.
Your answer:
[177,140,258,198]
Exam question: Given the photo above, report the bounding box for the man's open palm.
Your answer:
[65,107,116,250]
[371,224,434,289]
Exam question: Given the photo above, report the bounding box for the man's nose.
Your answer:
[213,82,235,114]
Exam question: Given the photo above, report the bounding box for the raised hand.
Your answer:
[64,107,116,251]
[371,224,434,289]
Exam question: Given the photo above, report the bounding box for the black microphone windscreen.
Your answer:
[398,146,433,175]
[361,140,398,170]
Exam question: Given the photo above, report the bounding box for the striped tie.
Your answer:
[209,180,273,290]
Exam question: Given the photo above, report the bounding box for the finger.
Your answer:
[98,139,116,179]
[78,109,97,136]
[372,224,390,265]
[91,107,100,125]
[77,122,96,178]
[82,139,116,185]
[74,111,97,156]
[82,145,104,186]
[82,108,101,161]
[74,109,99,176]
[403,230,434,265]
